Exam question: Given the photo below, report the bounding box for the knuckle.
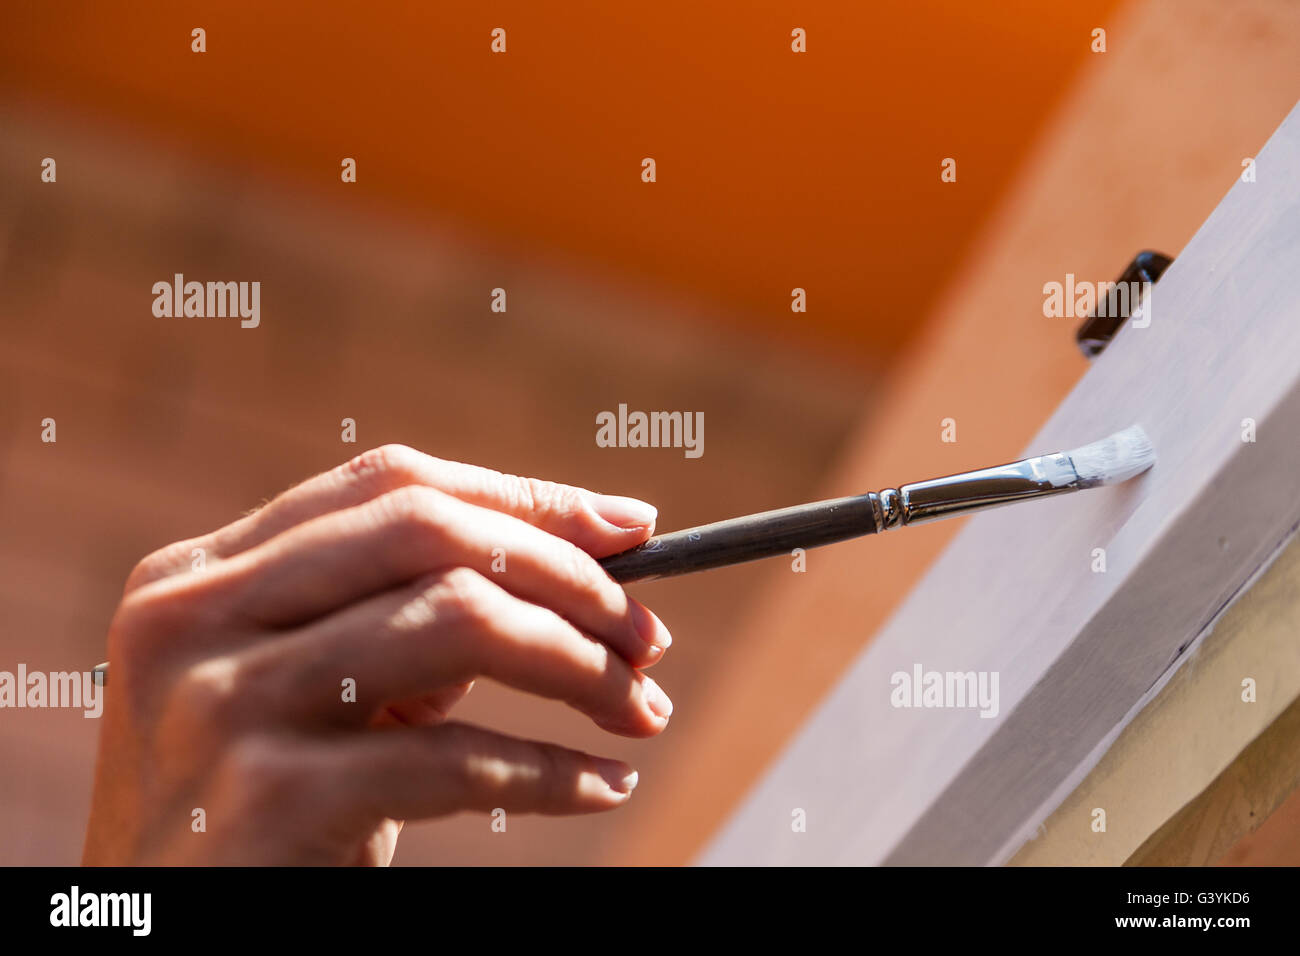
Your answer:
[378,483,439,524]
[106,586,216,708]
[123,541,191,592]
[499,473,538,517]
[536,744,567,809]
[220,736,311,809]
[162,659,244,728]
[521,477,585,524]
[473,755,514,797]
[399,570,498,679]
[112,583,197,654]
[123,556,162,593]
[372,485,447,547]
[434,723,485,784]
[345,444,416,484]
[103,606,153,690]
[457,753,515,804]
[550,483,589,521]
[431,567,495,630]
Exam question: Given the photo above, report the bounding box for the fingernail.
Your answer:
[596,761,639,795]
[629,600,672,651]
[641,676,674,720]
[587,493,657,531]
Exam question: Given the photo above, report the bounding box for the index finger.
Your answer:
[128,445,657,588]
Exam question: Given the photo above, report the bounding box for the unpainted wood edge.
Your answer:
[1125,695,1300,866]
[1007,530,1300,865]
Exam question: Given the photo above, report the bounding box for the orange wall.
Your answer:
[0,1,1119,361]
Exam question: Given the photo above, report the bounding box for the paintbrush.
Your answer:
[89,426,1152,685]
[598,425,1155,583]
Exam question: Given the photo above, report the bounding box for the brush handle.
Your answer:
[598,493,881,583]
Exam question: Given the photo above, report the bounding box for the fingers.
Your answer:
[215,485,672,666]
[323,722,640,823]
[381,682,475,728]
[231,569,672,737]
[125,445,656,590]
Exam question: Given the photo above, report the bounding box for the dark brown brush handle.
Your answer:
[598,493,881,583]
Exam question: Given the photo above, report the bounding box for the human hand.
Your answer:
[82,445,672,865]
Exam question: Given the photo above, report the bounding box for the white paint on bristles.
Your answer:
[1066,425,1155,486]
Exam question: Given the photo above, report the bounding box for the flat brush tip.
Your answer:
[1065,425,1156,486]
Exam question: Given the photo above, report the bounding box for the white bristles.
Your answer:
[1065,425,1156,486]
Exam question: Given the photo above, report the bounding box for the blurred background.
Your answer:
[1,0,1298,865]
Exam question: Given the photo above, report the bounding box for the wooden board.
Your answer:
[701,101,1300,866]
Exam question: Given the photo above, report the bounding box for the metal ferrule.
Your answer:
[872,452,1081,531]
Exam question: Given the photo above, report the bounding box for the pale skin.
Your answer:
[82,445,673,865]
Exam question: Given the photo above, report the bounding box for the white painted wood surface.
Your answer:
[702,101,1300,866]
